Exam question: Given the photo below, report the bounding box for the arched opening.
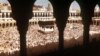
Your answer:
[64,1,83,47]
[94,4,100,17]
[0,2,20,56]
[92,4,100,25]
[89,4,100,42]
[26,0,58,55]
[69,1,81,21]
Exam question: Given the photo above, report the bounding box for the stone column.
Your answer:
[81,6,95,48]
[8,0,35,56]
[49,0,72,55]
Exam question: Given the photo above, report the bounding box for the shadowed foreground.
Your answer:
[39,40,100,56]
[0,34,100,56]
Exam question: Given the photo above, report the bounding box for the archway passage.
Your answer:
[27,0,59,55]
[89,4,100,43]
[64,0,83,47]
[77,0,99,48]
[92,4,100,25]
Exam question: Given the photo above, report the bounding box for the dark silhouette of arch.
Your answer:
[8,0,36,56]
[99,1,100,7]
[49,0,73,55]
[8,0,100,56]
[76,0,99,48]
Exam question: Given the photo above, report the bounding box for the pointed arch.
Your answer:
[68,0,82,23]
[69,1,81,17]
[33,0,54,33]
[94,4,100,12]
[64,1,83,42]
[34,0,53,12]
[94,4,100,17]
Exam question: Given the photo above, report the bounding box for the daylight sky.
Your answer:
[0,0,7,3]
[0,0,81,9]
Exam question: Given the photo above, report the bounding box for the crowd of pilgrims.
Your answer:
[0,23,100,55]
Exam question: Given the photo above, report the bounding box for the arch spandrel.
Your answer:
[75,0,98,20]
[8,0,36,20]
[75,0,99,47]
[76,0,99,14]
[99,1,100,7]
